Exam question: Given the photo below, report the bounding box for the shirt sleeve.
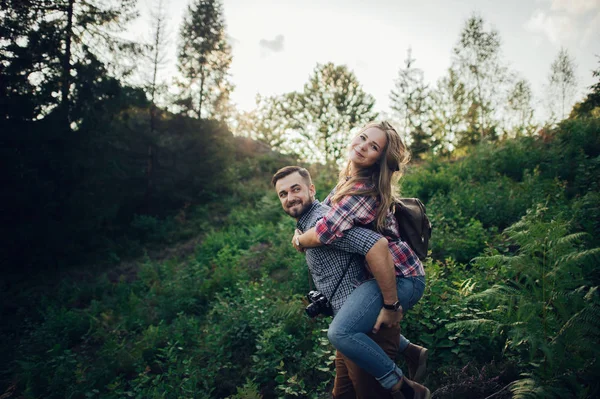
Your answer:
[326,226,383,256]
[314,192,378,245]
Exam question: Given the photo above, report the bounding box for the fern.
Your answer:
[509,375,541,399]
[453,204,600,397]
[227,380,263,399]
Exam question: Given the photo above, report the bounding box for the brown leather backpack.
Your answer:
[394,198,432,260]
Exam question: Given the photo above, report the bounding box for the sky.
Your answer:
[126,0,600,117]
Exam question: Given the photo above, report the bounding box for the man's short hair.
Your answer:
[271,166,313,187]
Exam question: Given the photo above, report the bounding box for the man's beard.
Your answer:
[285,199,312,218]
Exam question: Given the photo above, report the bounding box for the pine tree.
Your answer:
[390,48,431,159]
[176,0,233,121]
[0,0,139,127]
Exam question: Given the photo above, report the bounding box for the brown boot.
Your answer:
[390,376,431,399]
[402,343,428,383]
[390,378,406,399]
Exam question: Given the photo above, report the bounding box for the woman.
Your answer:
[292,121,430,398]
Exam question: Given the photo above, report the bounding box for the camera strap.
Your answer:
[328,254,359,303]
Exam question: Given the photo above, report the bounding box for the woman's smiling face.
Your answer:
[348,127,387,170]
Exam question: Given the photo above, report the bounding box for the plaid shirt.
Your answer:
[297,200,382,314]
[315,183,425,278]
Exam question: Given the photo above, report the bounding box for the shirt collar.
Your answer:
[296,199,320,231]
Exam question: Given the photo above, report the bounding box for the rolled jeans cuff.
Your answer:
[376,363,403,390]
[399,335,410,352]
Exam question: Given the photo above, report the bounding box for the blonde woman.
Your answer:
[293,121,430,398]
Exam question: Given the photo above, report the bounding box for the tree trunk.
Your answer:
[198,64,205,119]
[145,104,157,214]
[62,0,74,129]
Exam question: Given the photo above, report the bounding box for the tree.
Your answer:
[452,15,509,142]
[143,0,171,213]
[428,68,469,153]
[235,94,291,153]
[390,48,431,159]
[145,0,171,109]
[175,0,233,121]
[547,48,577,120]
[283,63,377,164]
[570,56,600,118]
[0,0,139,127]
[505,78,537,137]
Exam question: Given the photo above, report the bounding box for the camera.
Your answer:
[305,290,333,318]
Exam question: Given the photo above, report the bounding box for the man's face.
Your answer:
[275,172,315,218]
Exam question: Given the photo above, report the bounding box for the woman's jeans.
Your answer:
[327,275,426,390]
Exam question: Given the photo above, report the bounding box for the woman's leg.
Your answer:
[327,276,424,390]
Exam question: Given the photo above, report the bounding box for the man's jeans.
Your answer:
[328,276,426,390]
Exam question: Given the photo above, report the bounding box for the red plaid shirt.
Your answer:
[315,182,425,278]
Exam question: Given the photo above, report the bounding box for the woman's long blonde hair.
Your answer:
[331,121,411,233]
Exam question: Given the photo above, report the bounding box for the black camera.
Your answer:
[305,290,333,318]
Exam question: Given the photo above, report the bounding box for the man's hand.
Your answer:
[292,229,305,253]
[372,306,403,334]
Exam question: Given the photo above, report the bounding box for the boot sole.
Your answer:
[413,348,428,383]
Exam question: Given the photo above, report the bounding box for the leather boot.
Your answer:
[402,343,428,383]
[390,376,431,399]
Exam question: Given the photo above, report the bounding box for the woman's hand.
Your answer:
[292,229,305,253]
[292,227,323,252]
[372,306,404,334]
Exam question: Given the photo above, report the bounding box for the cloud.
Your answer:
[526,0,600,47]
[525,10,577,45]
[550,0,600,16]
[582,10,600,45]
[259,34,285,54]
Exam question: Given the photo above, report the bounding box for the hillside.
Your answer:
[2,117,599,399]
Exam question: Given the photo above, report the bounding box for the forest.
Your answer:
[1,0,599,398]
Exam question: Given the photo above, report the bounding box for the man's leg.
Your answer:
[400,339,429,383]
[397,276,429,383]
[332,350,356,399]
[343,324,401,399]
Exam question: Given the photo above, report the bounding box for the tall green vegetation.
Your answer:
[571,58,600,119]
[547,48,578,121]
[451,15,509,144]
[390,49,432,159]
[4,116,598,398]
[283,63,378,164]
[505,79,537,137]
[2,3,599,397]
[453,206,600,398]
[235,94,295,155]
[0,0,148,270]
[142,0,171,213]
[0,0,139,126]
[0,0,240,272]
[175,0,233,121]
[236,62,377,165]
[428,68,469,154]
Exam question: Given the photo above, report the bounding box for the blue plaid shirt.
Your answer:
[296,200,382,314]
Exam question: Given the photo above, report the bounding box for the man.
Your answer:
[272,166,429,398]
